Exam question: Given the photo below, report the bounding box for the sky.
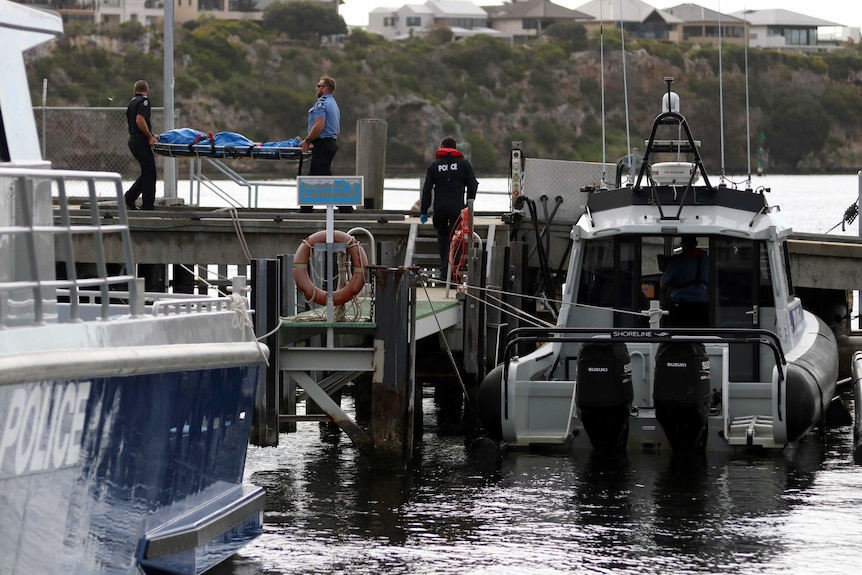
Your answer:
[337,0,862,31]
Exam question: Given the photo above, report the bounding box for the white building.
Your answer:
[733,9,847,52]
[94,0,336,25]
[367,0,502,40]
[96,0,165,26]
[368,4,434,40]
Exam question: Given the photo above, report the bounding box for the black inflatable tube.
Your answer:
[852,352,862,462]
[785,315,839,443]
[477,364,505,441]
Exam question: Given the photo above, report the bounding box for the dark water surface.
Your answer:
[213,386,862,575]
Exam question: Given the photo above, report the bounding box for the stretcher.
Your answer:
[155,129,310,207]
[154,128,306,160]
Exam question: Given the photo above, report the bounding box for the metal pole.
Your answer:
[41,79,47,160]
[162,1,177,200]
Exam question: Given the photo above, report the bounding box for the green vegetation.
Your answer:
[261,0,346,42]
[24,17,862,175]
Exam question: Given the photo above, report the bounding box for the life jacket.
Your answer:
[436,147,464,159]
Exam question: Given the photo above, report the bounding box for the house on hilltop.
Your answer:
[23,0,342,26]
[732,9,846,53]
[483,0,593,39]
[662,3,746,46]
[368,4,434,40]
[368,0,512,41]
[574,0,683,41]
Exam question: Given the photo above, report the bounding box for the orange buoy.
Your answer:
[293,230,368,305]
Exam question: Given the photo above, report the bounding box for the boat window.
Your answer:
[713,238,774,322]
[618,238,641,327]
[713,237,761,380]
[578,238,616,308]
[576,237,646,327]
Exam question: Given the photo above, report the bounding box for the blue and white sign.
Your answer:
[298,176,364,206]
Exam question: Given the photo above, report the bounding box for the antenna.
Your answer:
[664,76,673,112]
[600,0,607,188]
[718,3,726,185]
[661,77,679,114]
[744,5,752,189]
[620,0,631,163]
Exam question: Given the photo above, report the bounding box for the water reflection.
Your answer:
[215,394,859,575]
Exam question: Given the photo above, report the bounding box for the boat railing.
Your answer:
[149,295,234,316]
[503,326,786,365]
[0,167,138,327]
[54,287,235,317]
[502,326,788,419]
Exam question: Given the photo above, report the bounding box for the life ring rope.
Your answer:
[292,230,368,307]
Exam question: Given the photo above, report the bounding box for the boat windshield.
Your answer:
[575,235,778,334]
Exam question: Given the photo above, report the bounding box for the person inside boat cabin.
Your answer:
[661,236,709,327]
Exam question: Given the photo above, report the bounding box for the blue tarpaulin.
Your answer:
[155,129,303,159]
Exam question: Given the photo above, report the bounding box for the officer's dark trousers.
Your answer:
[125,135,156,210]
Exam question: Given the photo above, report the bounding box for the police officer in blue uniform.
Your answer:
[419,137,479,274]
[300,76,342,212]
[661,236,709,326]
[124,80,158,211]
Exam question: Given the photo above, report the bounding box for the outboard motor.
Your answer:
[576,343,633,453]
[653,342,711,451]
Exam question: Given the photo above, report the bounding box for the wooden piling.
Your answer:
[463,246,486,379]
[370,267,415,461]
[355,119,387,210]
[172,263,195,293]
[139,263,166,292]
[251,258,280,447]
[278,253,296,433]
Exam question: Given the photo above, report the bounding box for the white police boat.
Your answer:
[0,2,268,573]
[477,80,840,453]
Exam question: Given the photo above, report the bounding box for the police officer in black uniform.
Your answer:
[124,80,158,211]
[419,137,479,274]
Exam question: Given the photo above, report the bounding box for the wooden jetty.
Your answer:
[55,144,862,461]
[58,203,862,460]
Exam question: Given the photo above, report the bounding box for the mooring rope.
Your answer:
[427,276,647,321]
[213,206,252,263]
[415,271,483,428]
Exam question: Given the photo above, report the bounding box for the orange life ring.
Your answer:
[448,207,472,283]
[293,230,368,306]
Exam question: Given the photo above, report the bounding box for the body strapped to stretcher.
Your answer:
[154,129,306,161]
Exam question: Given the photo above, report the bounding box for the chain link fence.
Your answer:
[34,106,165,176]
[33,106,307,200]
[33,106,165,197]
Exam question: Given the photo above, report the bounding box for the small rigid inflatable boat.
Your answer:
[477,79,840,454]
